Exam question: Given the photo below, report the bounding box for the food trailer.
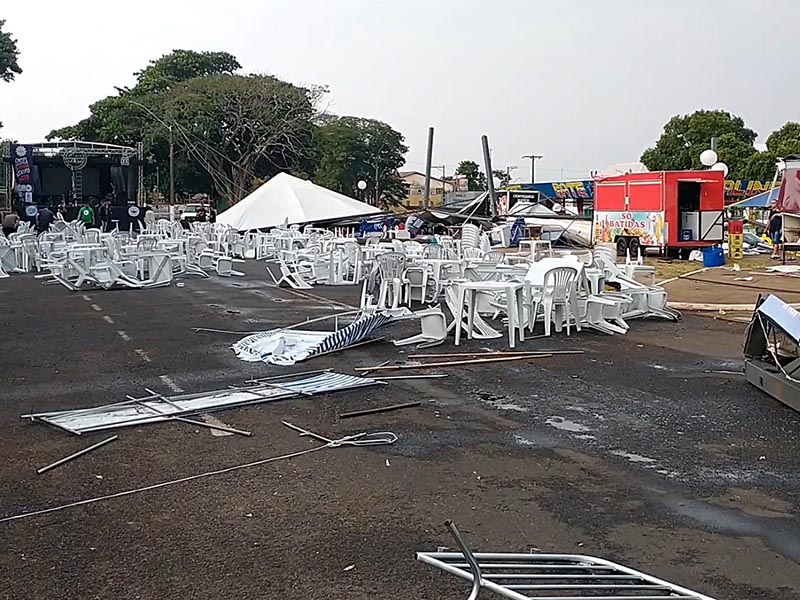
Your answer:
[593,170,725,256]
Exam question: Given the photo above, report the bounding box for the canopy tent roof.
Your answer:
[217,173,382,230]
[729,187,780,208]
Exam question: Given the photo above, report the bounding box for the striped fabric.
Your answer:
[233,311,397,366]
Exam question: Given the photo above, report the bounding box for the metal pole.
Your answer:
[37,436,118,474]
[423,127,434,210]
[374,160,380,206]
[522,154,543,184]
[482,135,497,217]
[445,521,482,600]
[169,126,175,205]
[711,136,719,152]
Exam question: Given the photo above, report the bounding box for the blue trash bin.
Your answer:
[702,246,725,268]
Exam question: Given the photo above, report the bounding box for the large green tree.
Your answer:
[741,151,780,181]
[766,122,800,157]
[47,50,242,199]
[641,110,757,176]
[314,116,408,206]
[164,74,319,203]
[455,160,487,191]
[0,19,22,131]
[0,19,21,83]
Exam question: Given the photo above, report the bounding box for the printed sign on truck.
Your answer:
[593,211,666,246]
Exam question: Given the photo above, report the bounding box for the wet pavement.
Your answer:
[1,261,799,599]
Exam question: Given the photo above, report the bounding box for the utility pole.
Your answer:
[482,135,497,217]
[522,154,543,184]
[505,165,518,187]
[423,127,435,210]
[169,125,175,205]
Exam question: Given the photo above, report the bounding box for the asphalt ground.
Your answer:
[1,261,799,600]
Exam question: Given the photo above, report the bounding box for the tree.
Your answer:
[0,19,21,83]
[47,50,248,199]
[130,50,240,95]
[715,132,757,180]
[767,122,800,157]
[493,169,511,188]
[0,19,22,131]
[164,74,319,203]
[314,116,408,206]
[456,160,487,191]
[641,110,757,175]
[741,151,780,181]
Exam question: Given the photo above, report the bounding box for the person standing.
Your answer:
[2,212,19,237]
[36,206,55,233]
[196,205,207,223]
[99,201,114,232]
[768,201,783,259]
[78,202,95,229]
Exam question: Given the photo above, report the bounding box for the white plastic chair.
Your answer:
[530,266,579,337]
[393,306,447,348]
[376,252,408,309]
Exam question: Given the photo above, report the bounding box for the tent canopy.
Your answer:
[217,173,382,230]
[729,187,780,208]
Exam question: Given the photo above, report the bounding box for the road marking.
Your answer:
[102,315,115,324]
[158,375,184,393]
[116,330,131,342]
[134,348,152,363]
[90,304,102,312]
[81,294,92,301]
[202,415,234,437]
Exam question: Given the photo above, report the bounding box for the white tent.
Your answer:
[217,173,382,230]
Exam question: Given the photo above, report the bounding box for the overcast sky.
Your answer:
[2,0,799,182]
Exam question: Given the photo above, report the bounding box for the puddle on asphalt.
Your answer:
[545,416,591,433]
[477,392,528,412]
[610,450,657,463]
[658,493,800,563]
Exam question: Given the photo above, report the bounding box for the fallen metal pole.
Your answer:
[445,520,482,600]
[338,400,422,420]
[360,360,390,377]
[355,354,553,372]
[132,397,252,437]
[408,350,583,359]
[37,436,118,475]
[375,374,449,380]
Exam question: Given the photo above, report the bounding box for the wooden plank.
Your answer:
[354,354,552,372]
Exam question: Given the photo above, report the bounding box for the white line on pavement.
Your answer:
[102,315,115,324]
[116,330,131,342]
[90,304,102,312]
[134,348,152,363]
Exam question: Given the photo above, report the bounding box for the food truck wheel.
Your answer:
[615,237,629,256]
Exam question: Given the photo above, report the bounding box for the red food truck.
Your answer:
[593,170,725,257]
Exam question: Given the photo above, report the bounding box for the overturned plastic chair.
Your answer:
[393,306,447,348]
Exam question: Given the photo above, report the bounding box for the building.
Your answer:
[399,170,467,207]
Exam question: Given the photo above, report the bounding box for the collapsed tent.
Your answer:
[217,173,382,231]
[233,311,402,365]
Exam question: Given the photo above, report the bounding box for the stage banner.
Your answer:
[11,144,35,203]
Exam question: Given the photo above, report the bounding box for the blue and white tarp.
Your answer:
[232,311,399,365]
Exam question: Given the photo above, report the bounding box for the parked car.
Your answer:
[180,203,205,223]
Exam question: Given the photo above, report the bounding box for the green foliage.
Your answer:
[766,122,800,157]
[641,110,757,174]
[0,19,21,83]
[314,116,408,206]
[493,169,511,188]
[741,151,780,181]
[132,50,240,95]
[164,74,318,202]
[715,132,757,179]
[456,160,487,191]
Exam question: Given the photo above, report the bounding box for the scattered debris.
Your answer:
[36,436,119,475]
[338,400,422,420]
[355,354,553,372]
[1,422,397,524]
[23,372,383,435]
[417,520,717,599]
